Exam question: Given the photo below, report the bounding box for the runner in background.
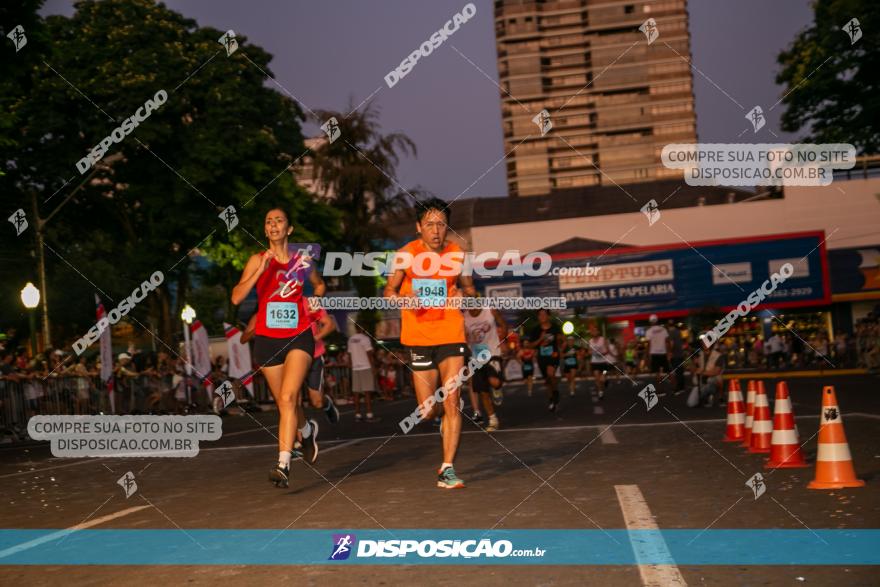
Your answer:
[561,335,579,397]
[645,314,671,396]
[464,305,508,432]
[588,324,610,400]
[606,336,621,389]
[303,303,340,423]
[518,344,536,396]
[526,309,562,412]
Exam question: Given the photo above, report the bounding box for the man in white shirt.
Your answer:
[645,314,671,394]
[766,333,784,369]
[691,333,725,407]
[348,324,377,421]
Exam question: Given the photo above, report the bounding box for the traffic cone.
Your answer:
[748,380,773,453]
[740,380,757,449]
[808,386,865,489]
[722,379,745,442]
[766,381,808,468]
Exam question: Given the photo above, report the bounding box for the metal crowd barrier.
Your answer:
[0,374,220,444]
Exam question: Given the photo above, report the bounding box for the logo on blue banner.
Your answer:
[329,533,356,560]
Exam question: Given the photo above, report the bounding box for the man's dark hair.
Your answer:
[416,197,451,225]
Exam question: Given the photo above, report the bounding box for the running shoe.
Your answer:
[269,463,290,488]
[471,411,484,424]
[365,413,380,423]
[486,417,499,432]
[598,390,604,400]
[437,466,465,489]
[323,395,340,424]
[355,413,363,422]
[548,401,557,412]
[301,419,319,464]
[492,388,504,406]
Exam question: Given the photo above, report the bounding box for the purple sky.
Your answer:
[42,0,814,199]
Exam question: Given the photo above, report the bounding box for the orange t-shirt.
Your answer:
[398,239,466,347]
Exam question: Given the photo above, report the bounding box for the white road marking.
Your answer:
[0,505,151,559]
[614,484,687,586]
[600,428,618,444]
[0,439,361,478]
[4,412,874,478]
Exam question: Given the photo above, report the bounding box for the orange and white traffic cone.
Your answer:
[741,380,757,449]
[723,379,745,442]
[749,380,773,453]
[808,386,865,489]
[766,381,808,468]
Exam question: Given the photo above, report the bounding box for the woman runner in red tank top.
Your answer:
[231,208,325,488]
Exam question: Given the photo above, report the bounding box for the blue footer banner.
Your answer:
[1,529,878,565]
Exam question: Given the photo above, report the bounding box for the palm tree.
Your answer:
[309,102,417,255]
[308,102,421,332]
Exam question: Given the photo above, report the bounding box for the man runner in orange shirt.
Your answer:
[384,198,476,489]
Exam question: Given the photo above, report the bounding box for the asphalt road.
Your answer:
[1,373,878,586]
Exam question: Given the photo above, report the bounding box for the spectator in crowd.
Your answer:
[377,349,398,400]
[347,325,378,422]
[752,335,764,368]
[114,352,139,413]
[766,332,784,369]
[624,340,637,378]
[66,355,94,415]
[834,332,849,366]
[667,320,685,395]
[689,332,725,408]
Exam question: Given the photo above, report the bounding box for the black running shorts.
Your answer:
[253,330,315,368]
[304,355,324,390]
[650,354,670,373]
[471,356,503,394]
[408,343,467,371]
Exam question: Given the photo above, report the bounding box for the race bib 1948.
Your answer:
[412,278,447,307]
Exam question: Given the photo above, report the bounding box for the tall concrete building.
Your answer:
[495,0,698,196]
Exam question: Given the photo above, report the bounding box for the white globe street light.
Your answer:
[21,282,40,309]
[21,282,40,355]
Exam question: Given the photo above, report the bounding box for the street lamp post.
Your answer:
[20,282,40,357]
[181,304,196,406]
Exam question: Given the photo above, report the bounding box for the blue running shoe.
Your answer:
[437,466,465,489]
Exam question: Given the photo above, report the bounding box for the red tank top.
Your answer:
[254,250,313,339]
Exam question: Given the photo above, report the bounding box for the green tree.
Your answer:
[776,0,879,152]
[1,0,338,347]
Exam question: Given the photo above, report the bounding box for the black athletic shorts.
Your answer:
[471,356,503,394]
[650,354,670,373]
[537,356,559,374]
[522,361,534,375]
[408,343,467,371]
[590,362,610,372]
[253,330,315,368]
[562,357,578,373]
[304,355,324,390]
